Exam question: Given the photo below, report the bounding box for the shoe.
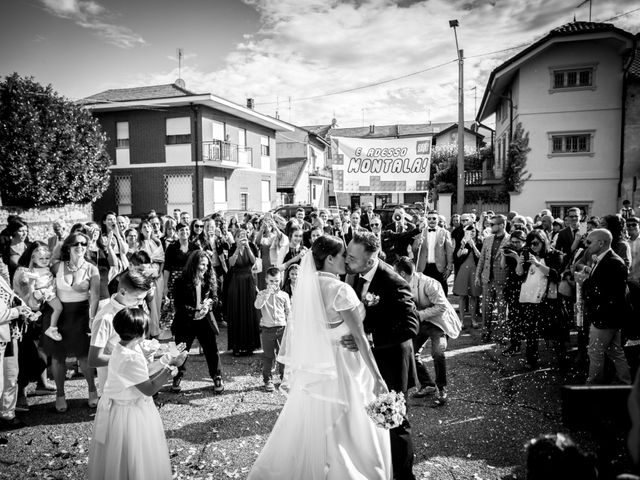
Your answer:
[88,390,99,408]
[412,386,437,398]
[171,377,182,393]
[15,397,29,413]
[213,376,224,394]
[264,380,275,392]
[34,383,56,396]
[55,396,67,413]
[0,417,26,431]
[432,388,448,407]
[44,326,62,341]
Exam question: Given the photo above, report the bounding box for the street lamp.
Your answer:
[449,19,464,214]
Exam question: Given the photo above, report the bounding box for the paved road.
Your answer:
[0,324,630,479]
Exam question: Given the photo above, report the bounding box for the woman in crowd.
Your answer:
[85,221,119,309]
[254,214,288,290]
[228,216,240,237]
[500,230,528,356]
[226,228,260,356]
[280,225,307,283]
[41,232,100,412]
[452,221,482,329]
[171,250,224,393]
[12,242,56,412]
[100,211,128,260]
[2,219,31,282]
[202,218,229,328]
[161,223,198,337]
[161,217,177,250]
[189,219,206,249]
[517,230,565,370]
[124,228,139,256]
[138,220,164,338]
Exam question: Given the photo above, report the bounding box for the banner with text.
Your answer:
[331,136,432,193]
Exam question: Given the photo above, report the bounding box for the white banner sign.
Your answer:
[332,136,432,193]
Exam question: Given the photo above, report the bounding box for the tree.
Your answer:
[503,122,532,193]
[0,73,111,207]
[427,144,493,195]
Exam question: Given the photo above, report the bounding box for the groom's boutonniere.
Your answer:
[363,292,380,307]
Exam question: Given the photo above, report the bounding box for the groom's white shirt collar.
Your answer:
[359,257,379,297]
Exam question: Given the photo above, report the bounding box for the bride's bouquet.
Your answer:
[365,391,406,430]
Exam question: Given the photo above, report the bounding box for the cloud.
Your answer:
[137,0,639,127]
[40,0,146,48]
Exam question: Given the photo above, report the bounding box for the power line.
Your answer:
[255,6,640,108]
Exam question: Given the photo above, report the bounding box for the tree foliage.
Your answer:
[503,122,532,193]
[428,144,493,194]
[0,73,111,207]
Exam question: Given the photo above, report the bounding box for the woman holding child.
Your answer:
[41,232,101,413]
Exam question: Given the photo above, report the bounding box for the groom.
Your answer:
[343,231,420,480]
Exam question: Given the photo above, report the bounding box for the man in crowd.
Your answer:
[621,200,636,220]
[629,217,640,285]
[576,228,631,385]
[344,210,367,245]
[360,202,375,231]
[475,214,510,341]
[180,211,191,226]
[394,257,461,407]
[47,219,67,253]
[285,207,311,236]
[412,211,453,295]
[555,207,585,263]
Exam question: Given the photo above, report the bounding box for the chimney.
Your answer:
[246,98,255,109]
[369,124,375,135]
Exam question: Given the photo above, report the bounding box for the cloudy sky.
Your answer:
[1,0,638,127]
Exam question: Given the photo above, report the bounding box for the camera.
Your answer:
[502,246,515,255]
[392,212,403,222]
[521,246,531,261]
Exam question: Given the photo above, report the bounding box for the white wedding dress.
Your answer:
[248,258,391,480]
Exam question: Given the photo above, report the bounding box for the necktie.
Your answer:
[428,228,436,232]
[354,275,366,300]
[573,229,579,239]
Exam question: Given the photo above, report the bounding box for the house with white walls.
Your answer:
[476,21,636,218]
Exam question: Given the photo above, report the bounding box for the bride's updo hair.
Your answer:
[312,235,343,270]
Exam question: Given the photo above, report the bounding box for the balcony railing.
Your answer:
[202,141,252,166]
[465,170,484,186]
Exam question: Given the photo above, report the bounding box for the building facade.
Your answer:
[477,21,636,218]
[83,82,293,220]
[275,125,331,207]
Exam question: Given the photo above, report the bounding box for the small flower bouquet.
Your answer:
[365,391,406,429]
[362,292,380,307]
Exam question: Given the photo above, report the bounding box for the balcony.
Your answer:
[202,141,252,168]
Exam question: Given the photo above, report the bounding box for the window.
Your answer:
[166,117,191,144]
[116,122,129,148]
[261,180,271,212]
[550,65,596,91]
[164,174,193,216]
[240,192,248,211]
[260,136,270,156]
[114,176,132,215]
[549,132,594,155]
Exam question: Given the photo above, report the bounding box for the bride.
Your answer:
[248,235,392,480]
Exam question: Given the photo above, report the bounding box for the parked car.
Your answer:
[271,204,318,222]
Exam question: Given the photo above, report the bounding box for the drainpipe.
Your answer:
[191,103,201,218]
[618,39,636,203]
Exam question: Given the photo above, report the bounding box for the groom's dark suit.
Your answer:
[348,260,420,480]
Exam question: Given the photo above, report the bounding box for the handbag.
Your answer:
[251,258,263,274]
[519,263,548,304]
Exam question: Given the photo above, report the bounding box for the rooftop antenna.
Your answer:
[177,48,183,80]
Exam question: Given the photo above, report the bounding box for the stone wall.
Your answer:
[0,204,93,242]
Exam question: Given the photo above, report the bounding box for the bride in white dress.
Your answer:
[248,235,391,480]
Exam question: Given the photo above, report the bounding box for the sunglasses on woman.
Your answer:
[71,241,87,247]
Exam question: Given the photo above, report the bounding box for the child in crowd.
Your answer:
[15,245,64,341]
[254,266,291,392]
[282,263,299,299]
[88,307,185,480]
[89,269,154,395]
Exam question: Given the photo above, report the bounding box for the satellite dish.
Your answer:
[174,79,186,89]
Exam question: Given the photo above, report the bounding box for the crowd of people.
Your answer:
[0,200,638,478]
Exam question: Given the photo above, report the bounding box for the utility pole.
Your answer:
[450,19,464,214]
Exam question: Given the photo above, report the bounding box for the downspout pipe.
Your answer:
[618,38,637,203]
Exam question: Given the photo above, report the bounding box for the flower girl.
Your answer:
[87,307,184,480]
